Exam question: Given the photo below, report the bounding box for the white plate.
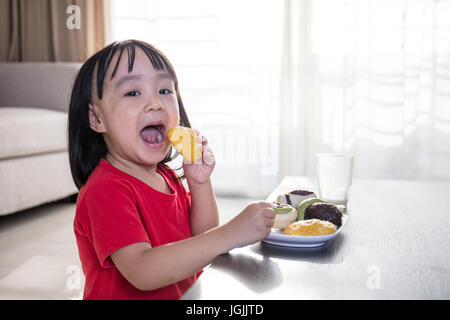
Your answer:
[262,215,348,248]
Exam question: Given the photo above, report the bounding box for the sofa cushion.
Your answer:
[0,107,68,160]
[0,151,77,215]
[0,63,81,113]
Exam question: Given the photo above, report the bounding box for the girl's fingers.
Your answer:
[202,135,208,146]
[265,215,275,227]
[263,208,276,219]
[203,146,215,166]
[193,129,207,146]
[265,220,275,228]
[257,201,273,209]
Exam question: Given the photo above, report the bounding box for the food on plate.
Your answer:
[167,126,202,163]
[296,197,327,221]
[271,203,297,230]
[304,202,343,228]
[283,219,337,236]
[268,192,345,239]
[276,189,316,208]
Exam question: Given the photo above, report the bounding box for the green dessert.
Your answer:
[295,198,327,221]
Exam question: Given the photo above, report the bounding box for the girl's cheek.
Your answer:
[170,106,180,125]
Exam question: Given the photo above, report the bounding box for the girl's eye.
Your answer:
[125,90,141,97]
[159,88,172,95]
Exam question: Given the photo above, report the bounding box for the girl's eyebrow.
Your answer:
[114,72,173,89]
[157,72,173,81]
[114,74,144,89]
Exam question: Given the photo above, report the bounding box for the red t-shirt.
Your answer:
[73,159,201,300]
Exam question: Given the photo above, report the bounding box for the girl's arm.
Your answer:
[110,130,274,292]
[110,201,275,291]
[188,177,219,235]
[182,130,219,235]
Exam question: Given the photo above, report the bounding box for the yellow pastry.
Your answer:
[167,126,202,163]
[283,219,337,236]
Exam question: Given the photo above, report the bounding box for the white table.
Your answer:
[182,177,450,299]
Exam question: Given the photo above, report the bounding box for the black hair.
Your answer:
[68,39,191,190]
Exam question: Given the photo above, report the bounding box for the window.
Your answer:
[111,0,283,196]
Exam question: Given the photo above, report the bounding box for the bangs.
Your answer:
[94,39,176,100]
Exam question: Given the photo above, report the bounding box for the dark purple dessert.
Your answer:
[304,203,343,228]
[289,189,314,196]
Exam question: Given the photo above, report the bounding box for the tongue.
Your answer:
[140,127,162,144]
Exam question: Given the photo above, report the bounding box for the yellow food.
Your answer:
[283,219,337,236]
[167,126,202,163]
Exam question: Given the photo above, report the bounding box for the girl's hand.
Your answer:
[223,202,275,249]
[182,129,215,186]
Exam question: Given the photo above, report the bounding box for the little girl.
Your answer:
[68,39,275,300]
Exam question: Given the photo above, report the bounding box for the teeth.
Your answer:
[156,133,163,143]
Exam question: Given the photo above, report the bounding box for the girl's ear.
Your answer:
[88,103,106,133]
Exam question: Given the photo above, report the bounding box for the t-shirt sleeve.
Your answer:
[185,190,191,211]
[82,181,150,268]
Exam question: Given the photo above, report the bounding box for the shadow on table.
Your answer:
[212,252,283,294]
[208,233,348,294]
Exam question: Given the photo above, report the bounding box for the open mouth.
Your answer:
[140,124,166,145]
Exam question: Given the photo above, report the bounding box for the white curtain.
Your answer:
[111,0,450,198]
[281,0,450,181]
[111,0,283,197]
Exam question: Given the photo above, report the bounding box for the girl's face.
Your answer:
[89,48,180,166]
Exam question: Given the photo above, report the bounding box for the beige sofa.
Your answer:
[0,63,81,216]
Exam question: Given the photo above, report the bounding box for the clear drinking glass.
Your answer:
[316,153,354,208]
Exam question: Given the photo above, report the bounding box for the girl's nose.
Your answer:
[144,103,164,113]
